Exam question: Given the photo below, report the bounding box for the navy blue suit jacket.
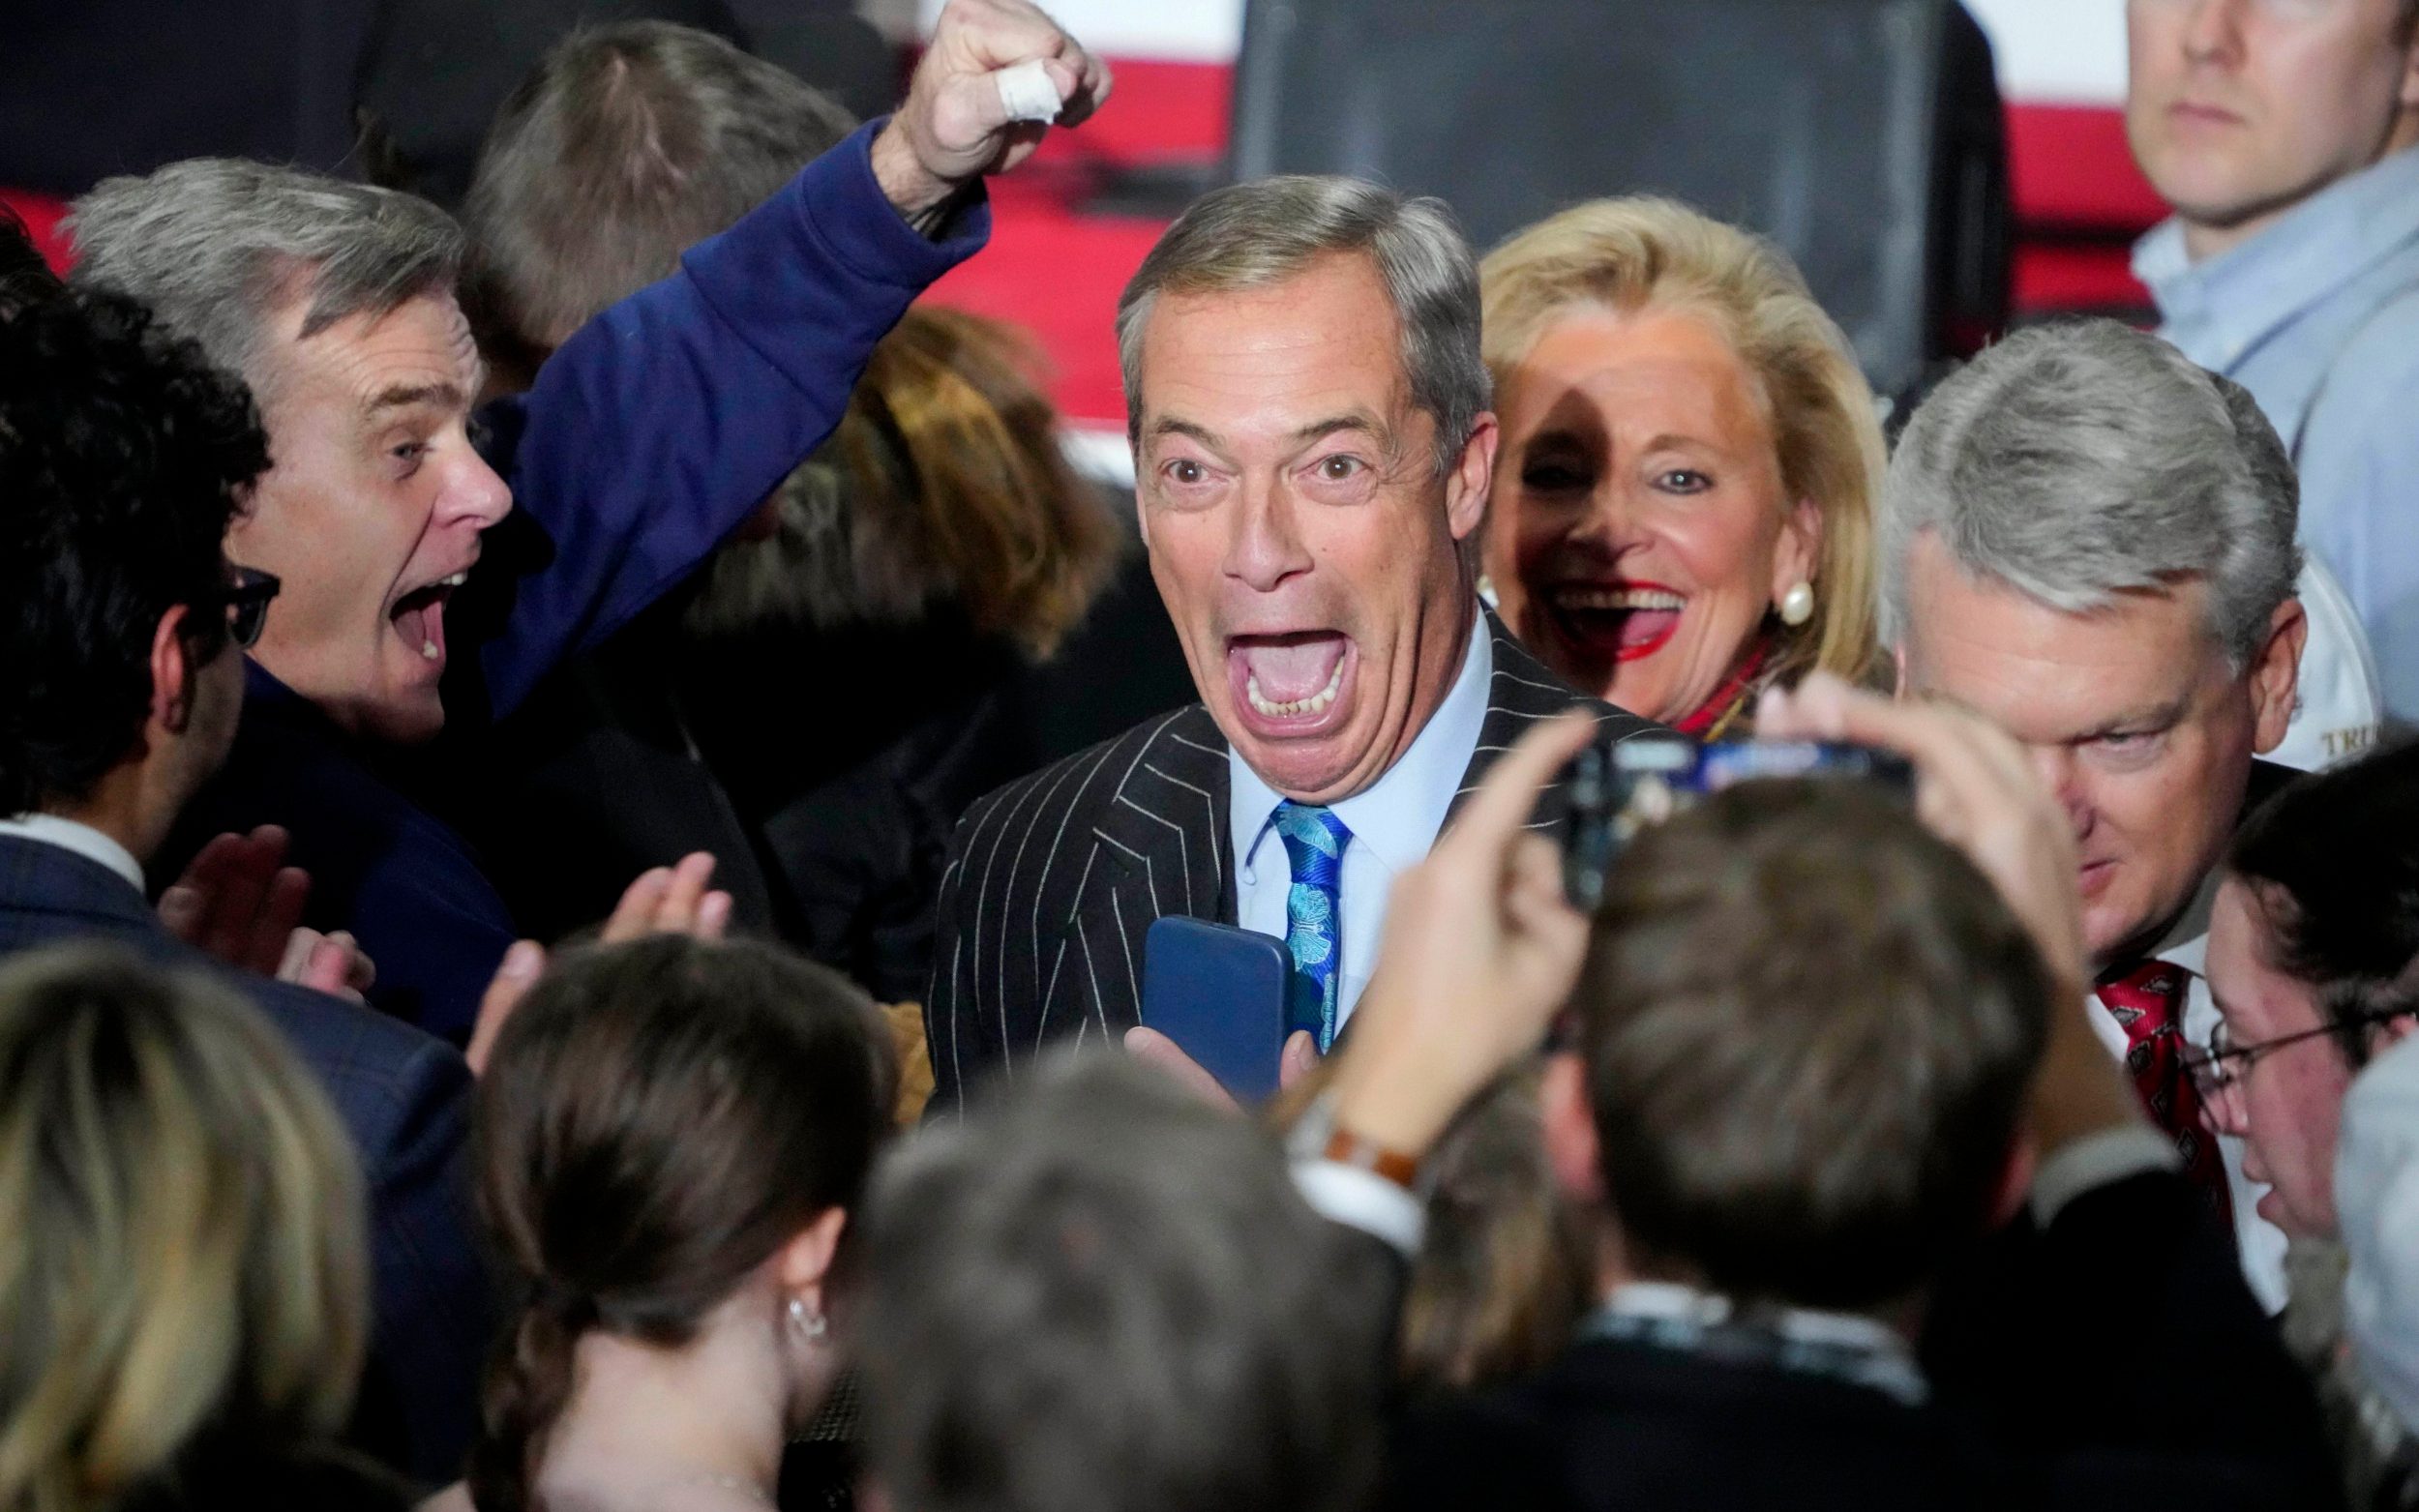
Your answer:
[0,835,488,1485]
[164,120,989,1042]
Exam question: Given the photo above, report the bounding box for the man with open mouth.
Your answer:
[67,0,1111,1043]
[923,175,1665,1112]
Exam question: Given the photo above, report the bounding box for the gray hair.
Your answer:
[1116,175,1489,476]
[1877,320,2301,668]
[68,160,464,400]
[857,1052,1395,1512]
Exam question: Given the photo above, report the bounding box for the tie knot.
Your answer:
[2096,958,2189,1033]
[1271,801,1352,863]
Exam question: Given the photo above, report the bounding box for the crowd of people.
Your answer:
[4,0,2419,1508]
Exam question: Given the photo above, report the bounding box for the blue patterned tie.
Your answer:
[1271,801,1353,1051]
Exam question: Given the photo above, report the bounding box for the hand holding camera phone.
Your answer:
[1562,732,1914,911]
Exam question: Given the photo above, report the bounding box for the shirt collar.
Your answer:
[2135,145,2419,372]
[2151,865,2220,977]
[1230,609,1492,876]
[1596,1282,1912,1354]
[0,813,146,893]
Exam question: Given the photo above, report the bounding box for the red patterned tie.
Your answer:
[2096,960,2232,1222]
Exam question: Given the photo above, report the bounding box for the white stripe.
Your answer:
[1110,884,1141,1026]
[1116,792,1194,916]
[1010,747,1108,1012]
[1038,934,1072,1052]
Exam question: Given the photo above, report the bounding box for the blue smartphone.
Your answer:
[1142,917,1292,1102]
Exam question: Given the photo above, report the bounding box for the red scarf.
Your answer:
[1673,637,1774,739]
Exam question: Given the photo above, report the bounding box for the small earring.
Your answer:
[787,1296,827,1341]
[1778,580,1814,628]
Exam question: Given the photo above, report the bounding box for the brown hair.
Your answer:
[0,945,368,1512]
[1480,197,1886,691]
[461,19,855,370]
[1393,1072,1593,1390]
[466,934,891,1512]
[1575,780,2048,1310]
[1271,1066,1589,1393]
[683,306,1123,660]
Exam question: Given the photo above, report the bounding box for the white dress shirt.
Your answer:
[2085,874,2289,1313]
[1228,614,1491,1029]
[0,813,146,892]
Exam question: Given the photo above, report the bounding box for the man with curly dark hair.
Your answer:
[0,291,491,1482]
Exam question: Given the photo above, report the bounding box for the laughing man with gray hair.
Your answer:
[1881,317,2312,1310]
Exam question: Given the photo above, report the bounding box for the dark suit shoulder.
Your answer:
[238,972,469,1157]
[951,703,1218,851]
[1390,1339,1995,1512]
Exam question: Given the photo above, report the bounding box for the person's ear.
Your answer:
[1539,1050,1605,1203]
[1891,641,1910,698]
[1768,495,1824,609]
[777,1206,850,1311]
[2375,1013,2419,1053]
[1445,412,1499,545]
[2247,598,2307,756]
[2398,16,2419,112]
[1986,1130,2038,1232]
[149,606,202,736]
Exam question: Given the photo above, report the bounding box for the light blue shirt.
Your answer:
[1229,612,1492,1028]
[2136,145,2419,723]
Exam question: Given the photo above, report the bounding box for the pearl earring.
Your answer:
[1778,580,1815,628]
[788,1296,827,1340]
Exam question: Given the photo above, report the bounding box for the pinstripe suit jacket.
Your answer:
[923,613,1664,1112]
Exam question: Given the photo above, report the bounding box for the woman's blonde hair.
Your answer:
[1480,197,1885,689]
[0,945,368,1512]
[685,306,1122,660]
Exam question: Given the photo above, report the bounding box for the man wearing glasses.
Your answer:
[0,289,493,1480]
[2195,737,2419,1502]
[2197,740,2419,1239]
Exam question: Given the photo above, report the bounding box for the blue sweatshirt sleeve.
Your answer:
[477,118,991,718]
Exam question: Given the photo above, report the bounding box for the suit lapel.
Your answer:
[1449,609,1668,831]
[1089,702,1234,924]
[1045,704,1234,1040]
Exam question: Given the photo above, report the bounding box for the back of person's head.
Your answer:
[681,304,1121,658]
[1878,319,2301,671]
[468,934,891,1512]
[0,944,372,1512]
[1272,1061,1590,1395]
[0,291,270,819]
[0,203,63,321]
[463,18,854,373]
[858,1052,1397,1512]
[1567,779,2050,1311]
[67,161,463,405]
[2228,739,2419,1069]
[1479,195,1885,687]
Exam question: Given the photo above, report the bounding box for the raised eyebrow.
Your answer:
[1291,413,1388,447]
[1146,416,1226,453]
[363,381,467,419]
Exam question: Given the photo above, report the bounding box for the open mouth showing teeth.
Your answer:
[1547,583,1686,661]
[389,571,469,665]
[1229,631,1352,726]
